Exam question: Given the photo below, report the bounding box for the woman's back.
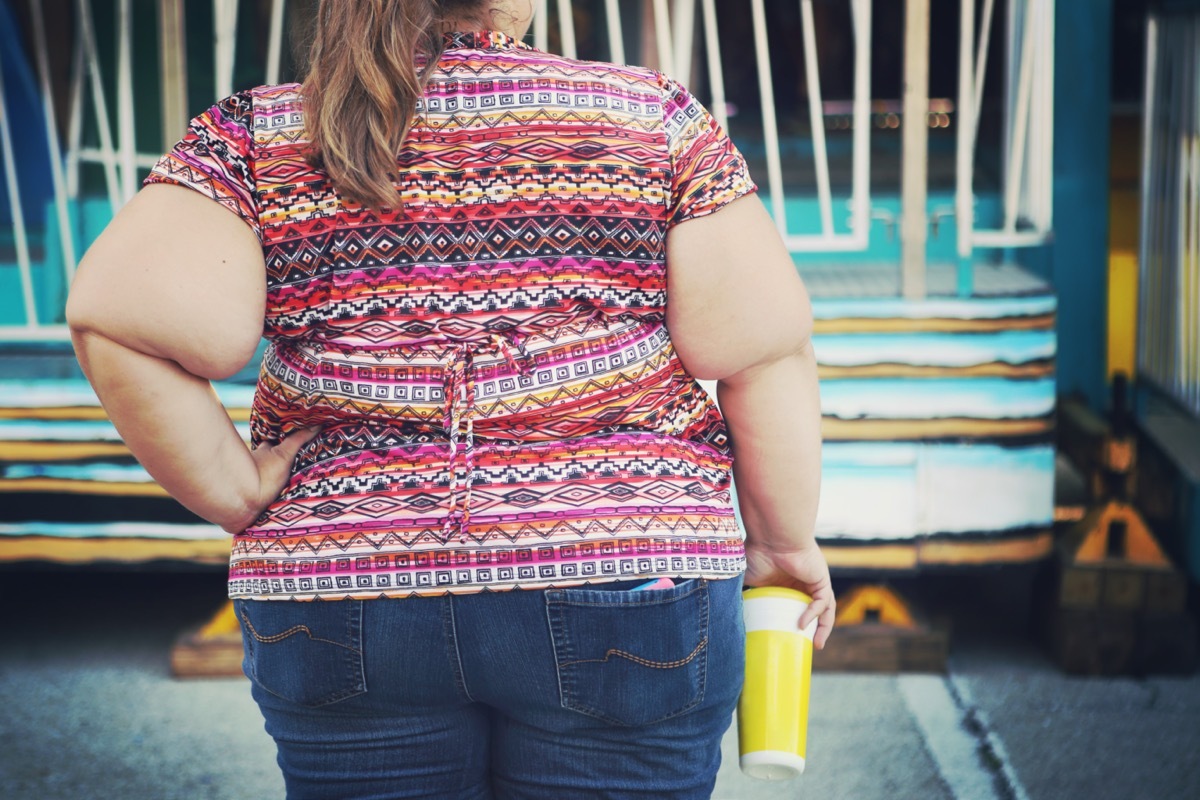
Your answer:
[66,5,832,794]
[145,31,755,600]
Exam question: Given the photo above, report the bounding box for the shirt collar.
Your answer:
[442,30,533,52]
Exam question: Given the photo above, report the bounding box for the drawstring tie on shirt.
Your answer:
[443,332,533,543]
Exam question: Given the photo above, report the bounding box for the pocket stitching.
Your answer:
[557,636,709,670]
[237,601,366,708]
[239,607,362,653]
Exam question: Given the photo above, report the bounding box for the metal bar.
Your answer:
[0,52,39,327]
[1003,0,1037,232]
[158,0,188,146]
[0,325,72,342]
[66,22,85,198]
[1152,24,1171,383]
[700,0,728,132]
[800,0,833,237]
[604,0,625,64]
[1159,25,1179,384]
[1019,0,1053,232]
[782,234,879,252]
[555,0,577,59]
[117,0,138,203]
[266,0,285,85]
[214,0,239,100]
[1001,0,1018,227]
[653,0,675,77]
[955,0,976,296]
[1138,14,1157,380]
[971,229,1053,247]
[78,0,122,213]
[1181,22,1196,400]
[901,0,930,300]
[1142,13,1161,381]
[1029,0,1055,232]
[672,0,697,83]
[30,0,79,284]
[534,0,548,51]
[848,0,871,249]
[750,0,787,238]
[1169,25,1184,392]
[77,148,163,168]
[974,0,995,127]
[1190,21,1200,408]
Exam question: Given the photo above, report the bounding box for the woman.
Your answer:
[67,1,832,797]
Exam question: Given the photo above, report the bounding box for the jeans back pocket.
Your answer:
[236,599,367,708]
[545,579,710,726]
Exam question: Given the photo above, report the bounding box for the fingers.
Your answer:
[798,591,836,650]
[813,596,836,649]
[271,425,322,462]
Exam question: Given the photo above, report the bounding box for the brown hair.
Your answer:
[303,0,486,209]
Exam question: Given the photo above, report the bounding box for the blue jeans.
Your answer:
[235,575,745,799]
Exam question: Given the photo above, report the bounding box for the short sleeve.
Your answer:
[663,78,757,227]
[144,91,260,240]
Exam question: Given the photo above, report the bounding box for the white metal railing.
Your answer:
[1138,9,1200,418]
[0,0,289,340]
[957,0,1055,257]
[532,0,876,252]
[2,0,1058,341]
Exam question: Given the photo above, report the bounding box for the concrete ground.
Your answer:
[2,567,1198,800]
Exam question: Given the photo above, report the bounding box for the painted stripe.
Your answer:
[0,380,254,408]
[0,419,252,440]
[899,674,1005,799]
[811,296,1056,320]
[899,674,1031,800]
[820,531,1053,570]
[0,521,225,539]
[811,315,1054,335]
[820,377,1055,420]
[813,330,1057,367]
[821,416,1052,441]
[947,674,1032,800]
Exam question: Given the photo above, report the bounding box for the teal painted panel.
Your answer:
[819,377,1055,420]
[817,442,1055,539]
[0,378,255,409]
[813,330,1056,367]
[0,521,224,540]
[5,462,155,482]
[810,295,1055,320]
[0,418,251,442]
[0,197,116,327]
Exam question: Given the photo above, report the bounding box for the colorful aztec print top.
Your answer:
[145,30,757,600]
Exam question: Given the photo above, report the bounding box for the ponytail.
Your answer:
[303,0,483,210]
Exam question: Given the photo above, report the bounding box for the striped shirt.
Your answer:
[146,30,756,600]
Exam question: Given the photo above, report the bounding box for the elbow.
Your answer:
[66,284,256,382]
[675,311,815,384]
[64,281,99,336]
[716,336,816,390]
[181,346,257,382]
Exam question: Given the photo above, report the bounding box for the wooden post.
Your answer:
[901,0,930,300]
[158,0,188,147]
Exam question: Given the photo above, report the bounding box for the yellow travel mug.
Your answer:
[738,586,817,780]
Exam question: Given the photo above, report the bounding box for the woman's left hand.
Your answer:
[744,539,836,649]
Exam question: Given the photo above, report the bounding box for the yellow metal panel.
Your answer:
[1108,250,1138,380]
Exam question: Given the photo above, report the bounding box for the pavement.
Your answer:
[2,566,1198,800]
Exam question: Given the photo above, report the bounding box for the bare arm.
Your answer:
[67,184,314,532]
[667,194,833,647]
